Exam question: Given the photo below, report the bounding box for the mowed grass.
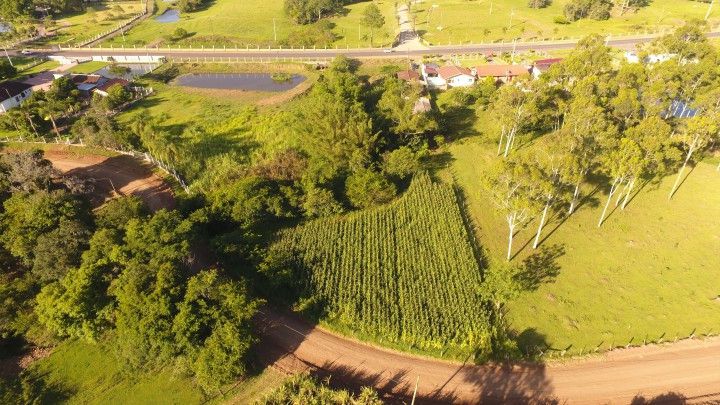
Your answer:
[35,2,144,46]
[28,339,285,404]
[444,127,720,357]
[103,0,397,48]
[66,61,109,74]
[412,0,719,45]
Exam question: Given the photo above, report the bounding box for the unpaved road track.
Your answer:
[43,151,720,404]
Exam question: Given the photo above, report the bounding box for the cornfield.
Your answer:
[274,173,491,351]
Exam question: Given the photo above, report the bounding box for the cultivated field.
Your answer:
[271,173,489,356]
[444,115,720,357]
[411,0,719,45]
[103,0,397,48]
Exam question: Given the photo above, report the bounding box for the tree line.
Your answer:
[486,23,720,260]
[0,151,262,398]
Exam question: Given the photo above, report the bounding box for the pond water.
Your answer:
[155,9,180,23]
[94,63,159,80]
[0,22,12,33]
[176,73,306,92]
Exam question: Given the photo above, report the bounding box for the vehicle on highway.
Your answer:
[20,49,34,55]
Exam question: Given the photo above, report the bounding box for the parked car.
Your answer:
[20,49,34,55]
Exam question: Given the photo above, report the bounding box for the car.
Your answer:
[383,48,395,53]
[20,49,34,55]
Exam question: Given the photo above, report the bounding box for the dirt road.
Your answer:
[44,150,720,404]
[44,149,175,211]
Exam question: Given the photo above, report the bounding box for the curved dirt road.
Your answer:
[44,150,720,404]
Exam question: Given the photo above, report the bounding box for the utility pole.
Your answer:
[706,0,715,20]
[273,18,277,42]
[489,1,493,16]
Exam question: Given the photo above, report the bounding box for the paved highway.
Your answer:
[12,31,720,60]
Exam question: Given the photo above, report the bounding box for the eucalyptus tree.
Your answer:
[486,159,541,261]
[531,133,571,249]
[597,137,643,227]
[620,116,677,209]
[491,82,538,157]
[668,114,719,199]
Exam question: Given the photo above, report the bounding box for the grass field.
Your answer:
[27,340,284,404]
[34,2,144,46]
[103,0,397,48]
[411,0,719,45]
[66,61,109,74]
[442,112,720,357]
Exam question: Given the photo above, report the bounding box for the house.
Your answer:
[531,58,563,79]
[397,70,421,82]
[420,63,447,89]
[93,78,130,97]
[474,64,530,84]
[437,66,475,88]
[624,51,676,64]
[0,81,33,113]
[71,74,106,95]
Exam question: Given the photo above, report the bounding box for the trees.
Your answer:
[528,0,551,8]
[490,83,538,157]
[261,373,382,404]
[377,77,438,144]
[0,60,17,80]
[564,0,612,21]
[345,168,397,208]
[486,159,540,260]
[596,137,643,227]
[284,0,342,24]
[361,3,385,46]
[172,269,260,391]
[668,114,718,199]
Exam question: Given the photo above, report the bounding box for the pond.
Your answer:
[176,73,307,92]
[94,63,159,80]
[155,9,180,23]
[0,22,11,33]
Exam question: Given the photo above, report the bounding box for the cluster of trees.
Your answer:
[0,60,17,80]
[284,0,343,25]
[0,151,261,394]
[486,24,720,260]
[528,0,552,9]
[178,0,210,13]
[0,78,133,142]
[0,0,84,20]
[563,0,613,21]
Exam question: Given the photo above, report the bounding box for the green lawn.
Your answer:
[443,117,720,358]
[412,0,719,45]
[103,0,397,48]
[17,60,61,76]
[27,340,284,404]
[32,2,145,46]
[66,61,109,74]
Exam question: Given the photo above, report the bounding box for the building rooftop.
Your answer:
[0,81,33,100]
[437,65,473,79]
[397,70,421,81]
[474,65,530,77]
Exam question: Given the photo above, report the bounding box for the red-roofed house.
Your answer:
[94,78,130,97]
[397,70,421,82]
[531,58,563,78]
[474,65,530,84]
[437,66,475,89]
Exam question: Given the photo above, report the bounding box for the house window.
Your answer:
[15,96,20,102]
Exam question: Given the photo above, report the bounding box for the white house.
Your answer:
[0,81,33,113]
[420,63,447,89]
[437,66,476,88]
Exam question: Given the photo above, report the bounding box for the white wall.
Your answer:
[92,55,165,63]
[448,75,475,88]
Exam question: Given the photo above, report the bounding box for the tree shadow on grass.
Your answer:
[514,244,564,291]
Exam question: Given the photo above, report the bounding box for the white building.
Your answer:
[437,66,476,88]
[0,81,33,113]
[420,63,447,89]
